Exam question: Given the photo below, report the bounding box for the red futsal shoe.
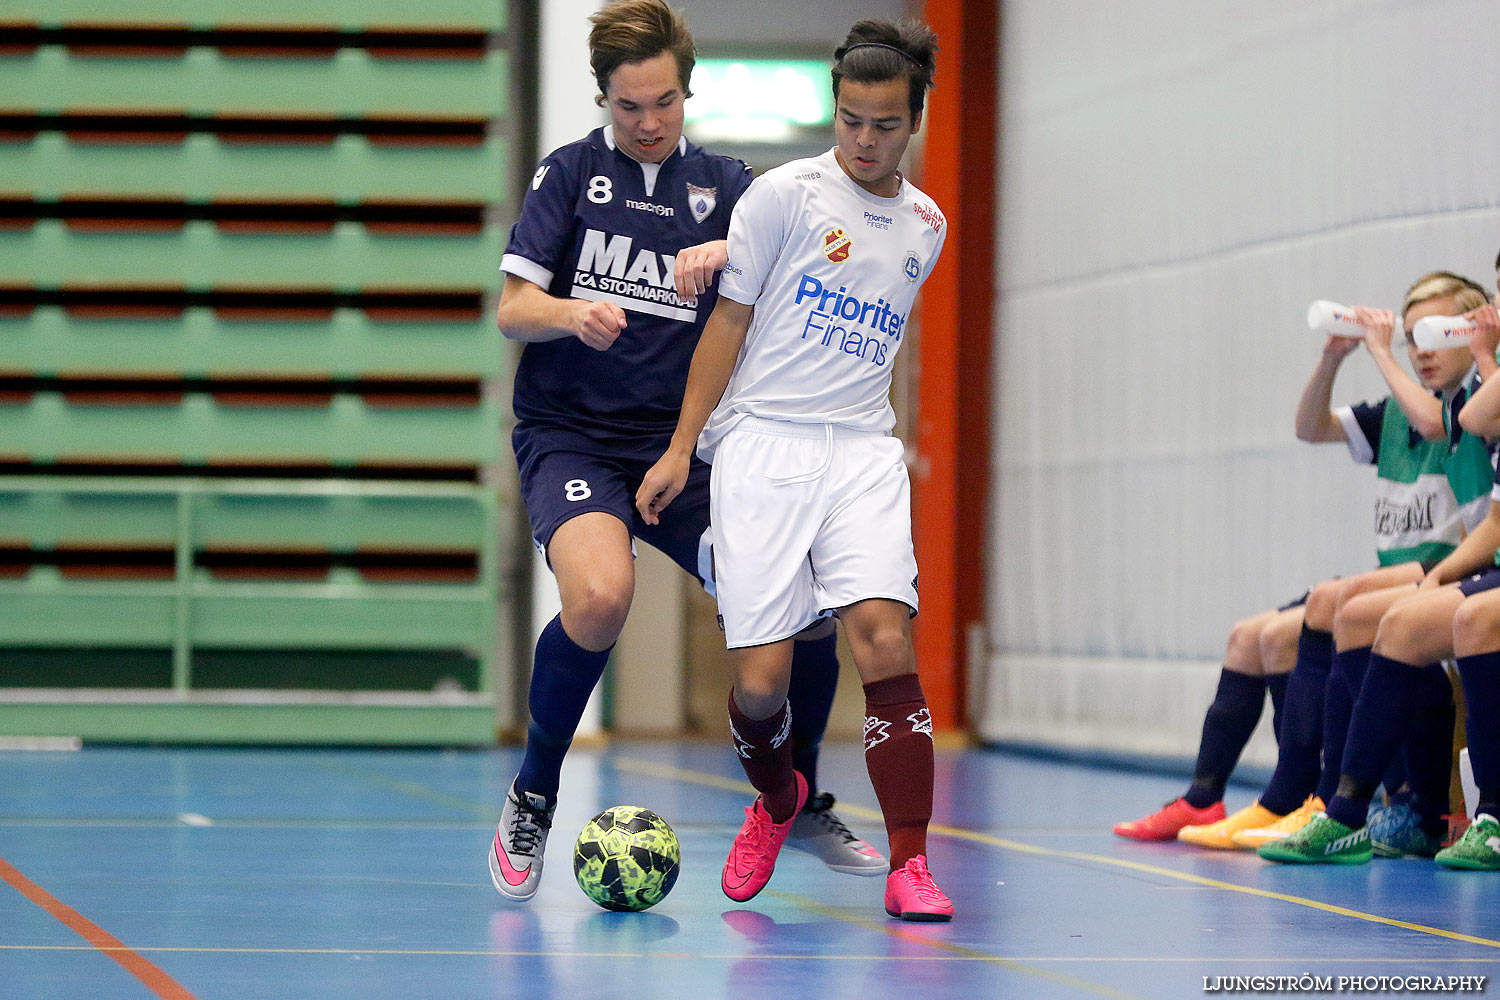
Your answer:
[1112,797,1225,841]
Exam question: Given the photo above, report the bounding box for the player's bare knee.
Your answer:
[562,582,633,648]
[732,681,787,718]
[847,628,913,681]
[1259,613,1301,673]
[1223,617,1264,673]
[1453,599,1500,654]
[1305,581,1340,631]
[1378,598,1426,641]
[730,650,792,715]
[1370,625,1431,666]
[1371,600,1440,662]
[1332,600,1373,649]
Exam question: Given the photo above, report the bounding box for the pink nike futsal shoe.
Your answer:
[722,771,809,902]
[884,855,954,921]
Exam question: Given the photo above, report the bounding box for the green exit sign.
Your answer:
[685,59,833,142]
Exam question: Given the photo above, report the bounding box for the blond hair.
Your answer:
[1403,271,1490,319]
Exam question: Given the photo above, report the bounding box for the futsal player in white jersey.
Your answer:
[636,19,954,921]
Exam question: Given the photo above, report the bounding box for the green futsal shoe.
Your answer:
[1258,812,1371,865]
[1434,813,1500,871]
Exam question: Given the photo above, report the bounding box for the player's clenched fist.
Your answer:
[674,240,728,305]
[634,449,690,525]
[572,299,627,350]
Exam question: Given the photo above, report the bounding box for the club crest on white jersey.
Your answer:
[686,182,717,224]
[902,251,921,282]
[822,227,852,263]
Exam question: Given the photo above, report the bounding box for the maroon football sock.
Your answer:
[727,690,799,821]
[863,672,935,867]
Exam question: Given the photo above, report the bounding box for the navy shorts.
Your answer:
[1278,590,1311,612]
[515,437,714,586]
[1457,566,1500,597]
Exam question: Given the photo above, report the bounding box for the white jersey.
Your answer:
[699,148,947,462]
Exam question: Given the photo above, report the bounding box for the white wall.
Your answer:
[669,0,907,48]
[979,1,1500,764]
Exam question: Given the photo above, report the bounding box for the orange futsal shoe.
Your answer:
[1113,797,1225,841]
[1178,801,1281,850]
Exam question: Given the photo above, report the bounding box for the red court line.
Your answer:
[0,854,198,1000]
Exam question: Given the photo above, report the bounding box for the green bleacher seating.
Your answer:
[0,5,515,744]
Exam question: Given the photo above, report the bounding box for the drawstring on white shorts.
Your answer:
[766,424,834,486]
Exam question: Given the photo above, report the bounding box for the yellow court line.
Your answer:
[2,943,1498,965]
[762,888,1145,1000]
[613,756,1500,951]
[321,754,1137,994]
[311,759,500,820]
[615,758,1144,997]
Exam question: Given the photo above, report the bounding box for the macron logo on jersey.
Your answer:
[626,198,674,217]
[572,228,695,322]
[792,273,906,368]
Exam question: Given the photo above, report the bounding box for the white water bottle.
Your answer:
[1412,314,1477,351]
[1306,300,1366,338]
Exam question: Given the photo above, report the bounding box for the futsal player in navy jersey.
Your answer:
[1262,265,1500,866]
[1216,283,1492,854]
[1438,254,1500,870]
[487,0,884,903]
[1116,281,1488,848]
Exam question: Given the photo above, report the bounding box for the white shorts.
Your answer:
[709,416,918,648]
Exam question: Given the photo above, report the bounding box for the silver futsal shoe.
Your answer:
[488,780,555,901]
[788,791,887,875]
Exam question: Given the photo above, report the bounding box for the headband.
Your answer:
[835,41,921,67]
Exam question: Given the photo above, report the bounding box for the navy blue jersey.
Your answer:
[502,127,753,460]
[1347,399,1387,458]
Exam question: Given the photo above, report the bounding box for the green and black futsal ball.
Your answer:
[573,806,680,911]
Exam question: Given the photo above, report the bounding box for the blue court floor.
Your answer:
[3,740,1498,999]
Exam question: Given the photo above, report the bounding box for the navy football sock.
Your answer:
[1455,650,1500,819]
[787,631,839,797]
[1402,665,1456,836]
[1266,672,1289,744]
[1380,751,1410,804]
[1315,645,1370,805]
[1325,652,1425,829]
[514,615,613,804]
[1257,627,1333,815]
[1184,669,1266,808]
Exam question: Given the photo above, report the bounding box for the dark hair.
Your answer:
[588,0,695,101]
[831,18,938,120]
[1494,247,1499,272]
